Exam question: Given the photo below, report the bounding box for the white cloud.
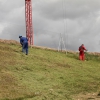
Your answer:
[0,0,100,52]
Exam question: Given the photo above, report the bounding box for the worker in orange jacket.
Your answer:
[79,44,87,61]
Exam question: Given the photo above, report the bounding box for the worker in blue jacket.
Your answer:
[19,36,28,55]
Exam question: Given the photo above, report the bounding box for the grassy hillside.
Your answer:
[0,41,100,100]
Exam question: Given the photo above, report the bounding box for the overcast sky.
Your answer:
[0,0,100,52]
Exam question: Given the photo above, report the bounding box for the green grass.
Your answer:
[0,42,100,100]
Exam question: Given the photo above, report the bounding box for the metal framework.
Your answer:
[58,33,67,54]
[25,0,33,45]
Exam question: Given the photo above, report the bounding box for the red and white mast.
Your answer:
[25,0,33,45]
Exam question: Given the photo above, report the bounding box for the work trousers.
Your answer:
[22,41,28,55]
[79,54,85,61]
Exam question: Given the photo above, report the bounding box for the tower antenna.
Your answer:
[25,0,33,45]
[58,33,67,54]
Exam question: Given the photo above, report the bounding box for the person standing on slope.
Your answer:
[79,44,87,61]
[19,35,28,55]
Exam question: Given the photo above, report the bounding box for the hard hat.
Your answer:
[19,35,22,38]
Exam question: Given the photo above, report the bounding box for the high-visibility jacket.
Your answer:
[79,46,86,55]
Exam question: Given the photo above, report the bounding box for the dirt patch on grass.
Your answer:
[73,92,100,100]
[0,39,19,45]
